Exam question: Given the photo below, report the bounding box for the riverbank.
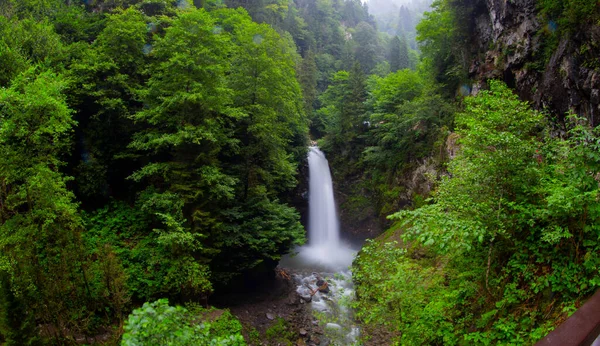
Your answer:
[212,268,330,346]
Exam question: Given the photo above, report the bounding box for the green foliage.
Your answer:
[392,80,545,253]
[352,22,383,74]
[84,198,212,300]
[538,0,598,31]
[353,240,460,345]
[0,67,125,341]
[388,35,410,72]
[68,7,148,203]
[0,68,83,337]
[265,317,295,345]
[0,16,67,86]
[416,0,470,94]
[319,63,368,164]
[128,7,307,290]
[368,69,424,114]
[355,80,600,344]
[122,299,245,345]
[214,193,305,280]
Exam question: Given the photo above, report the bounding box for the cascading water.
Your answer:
[294,147,356,270]
[308,147,340,248]
[280,146,359,345]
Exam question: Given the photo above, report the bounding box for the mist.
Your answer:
[366,0,433,16]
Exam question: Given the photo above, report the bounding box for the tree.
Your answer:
[352,21,382,74]
[0,16,65,86]
[299,50,318,116]
[416,0,469,94]
[129,8,235,297]
[128,7,306,291]
[397,5,413,34]
[68,7,148,203]
[319,63,368,165]
[388,35,411,73]
[388,36,401,72]
[0,68,91,341]
[223,9,306,197]
[398,35,410,70]
[208,9,307,279]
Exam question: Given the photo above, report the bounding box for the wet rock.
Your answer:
[299,294,312,302]
[464,0,600,126]
[316,278,330,293]
[591,89,600,104]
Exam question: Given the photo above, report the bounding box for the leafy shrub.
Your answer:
[122,299,245,346]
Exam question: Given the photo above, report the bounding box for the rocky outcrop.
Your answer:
[467,0,600,125]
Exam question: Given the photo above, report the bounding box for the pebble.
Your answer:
[266,312,275,320]
[299,328,308,336]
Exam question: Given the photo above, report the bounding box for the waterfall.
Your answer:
[279,146,360,345]
[287,146,354,271]
[308,146,340,248]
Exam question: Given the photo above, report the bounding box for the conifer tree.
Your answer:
[398,35,410,70]
[389,36,401,72]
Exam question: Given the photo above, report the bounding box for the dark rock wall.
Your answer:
[466,0,600,125]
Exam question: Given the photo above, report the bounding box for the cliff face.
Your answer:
[467,0,600,125]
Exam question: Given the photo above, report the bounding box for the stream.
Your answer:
[279,147,360,345]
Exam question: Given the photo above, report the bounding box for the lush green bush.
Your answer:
[354,80,600,344]
[122,299,245,346]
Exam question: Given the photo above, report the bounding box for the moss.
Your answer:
[265,318,295,346]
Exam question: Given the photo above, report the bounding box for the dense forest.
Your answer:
[1,0,599,344]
